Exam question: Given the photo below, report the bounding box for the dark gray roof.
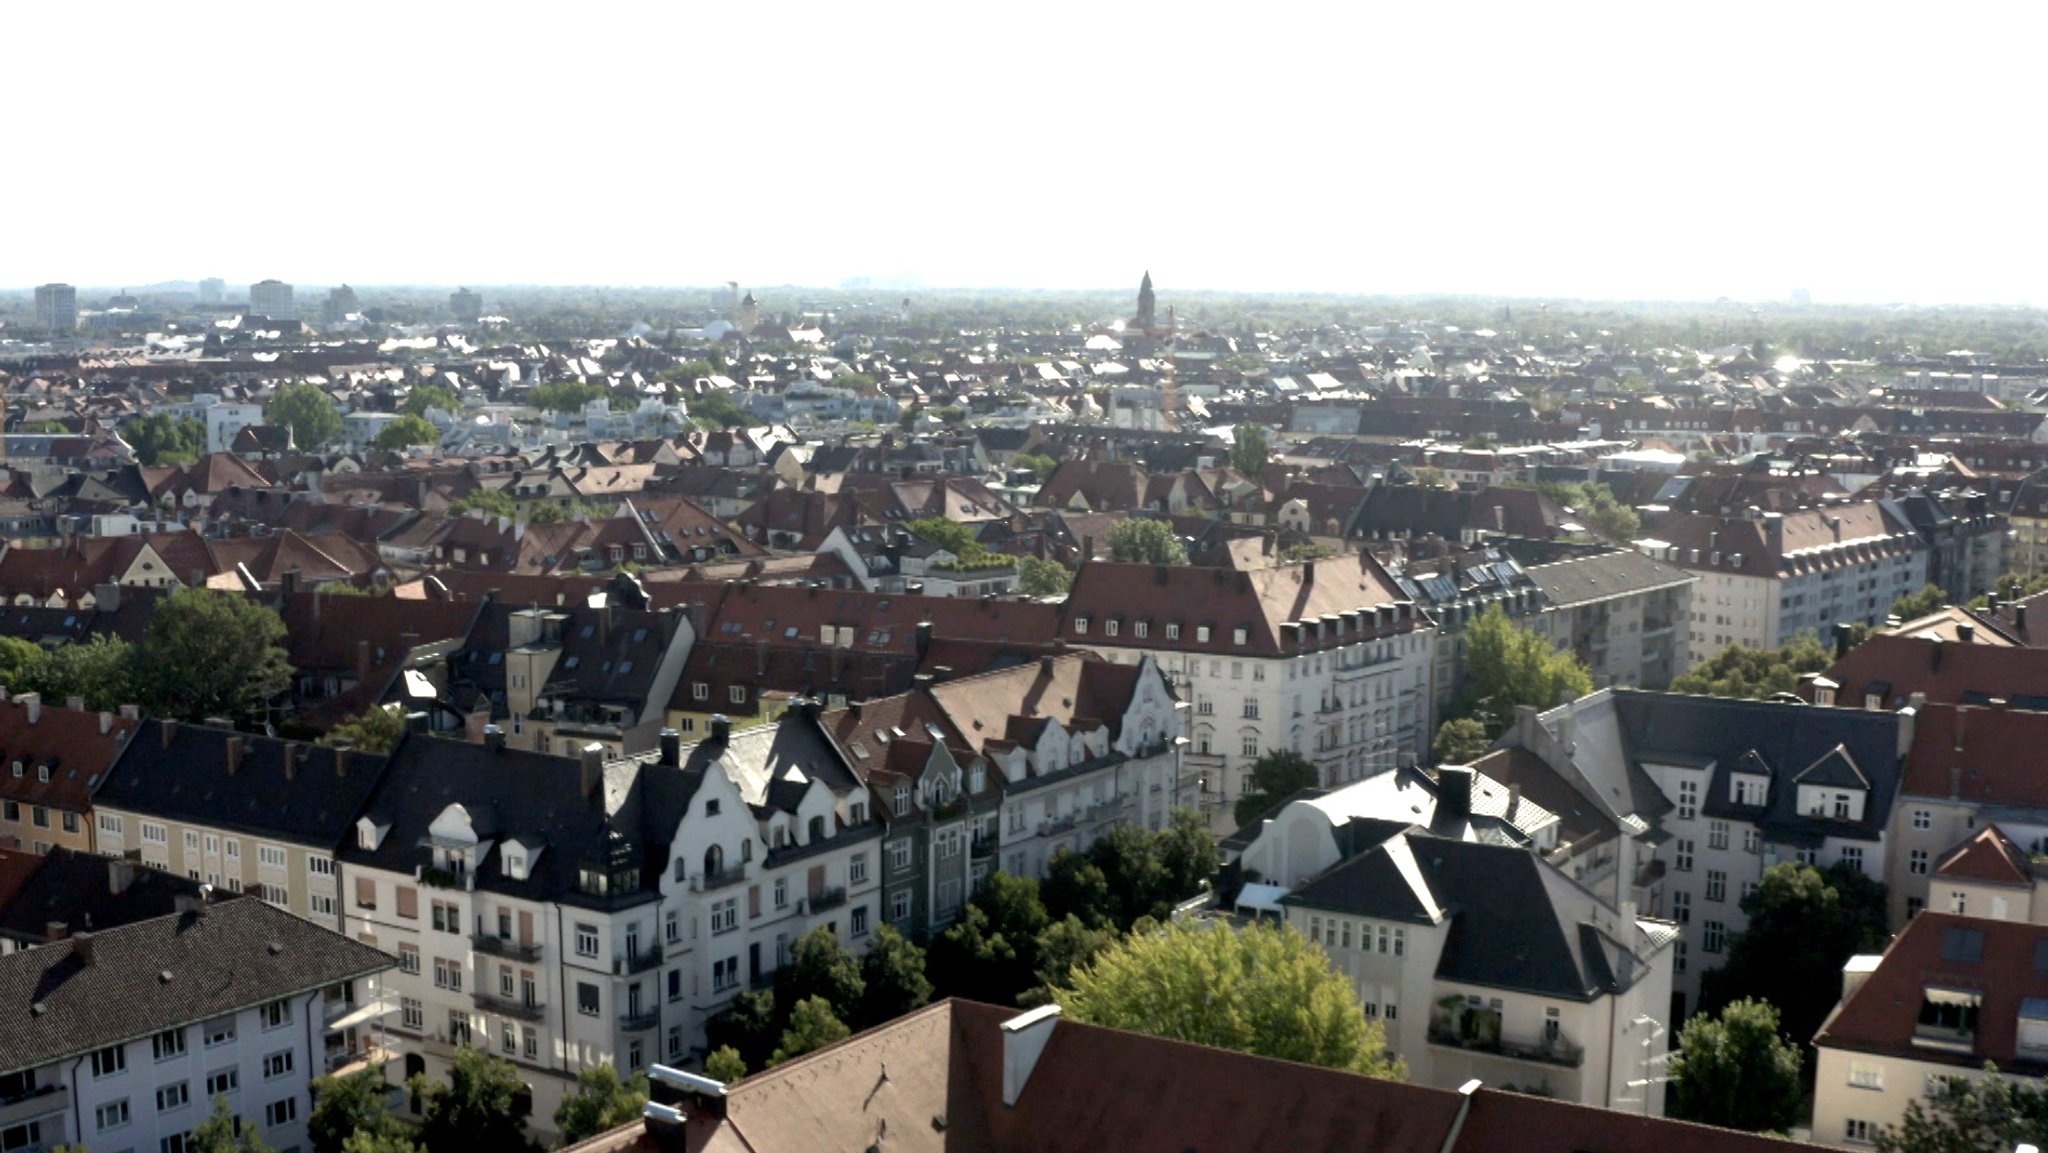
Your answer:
[1519,546,1693,609]
[96,721,390,849]
[0,849,235,945]
[0,897,391,1075]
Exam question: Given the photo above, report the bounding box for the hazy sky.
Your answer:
[14,2,2044,303]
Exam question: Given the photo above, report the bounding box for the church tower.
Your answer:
[1136,271,1156,331]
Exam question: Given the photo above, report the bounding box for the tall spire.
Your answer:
[1136,271,1156,330]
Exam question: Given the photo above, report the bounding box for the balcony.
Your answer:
[805,886,848,914]
[1039,812,1079,837]
[0,1083,67,1130]
[692,865,747,893]
[619,1008,660,1033]
[613,946,664,976]
[1082,799,1124,824]
[472,933,543,963]
[970,833,997,860]
[472,992,547,1023]
[1427,1012,1584,1069]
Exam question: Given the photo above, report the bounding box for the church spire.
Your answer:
[1136,271,1156,330]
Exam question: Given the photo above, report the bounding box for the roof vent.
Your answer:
[159,969,174,983]
[267,942,284,956]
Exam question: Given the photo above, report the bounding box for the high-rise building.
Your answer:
[249,278,294,320]
[323,284,359,326]
[33,283,76,331]
[449,287,482,322]
[197,277,225,305]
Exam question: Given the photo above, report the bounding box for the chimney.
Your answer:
[18,693,39,724]
[108,856,136,895]
[94,582,120,613]
[119,704,139,720]
[660,727,681,767]
[915,621,934,662]
[484,723,505,751]
[356,638,373,681]
[72,930,94,966]
[225,736,245,776]
[579,742,605,801]
[62,695,82,713]
[334,747,351,778]
[1957,623,1975,644]
[45,921,67,942]
[161,719,178,747]
[1000,1005,1062,1108]
[1931,636,1945,671]
[283,743,299,781]
[2022,605,2031,633]
[1842,955,1882,1004]
[709,714,731,745]
[99,711,111,734]
[1949,763,1963,800]
[1436,765,1475,818]
[1833,622,1854,661]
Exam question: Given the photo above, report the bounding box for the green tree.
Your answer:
[1017,555,1073,598]
[856,924,932,1028]
[1233,749,1319,827]
[906,517,1001,568]
[401,383,461,418]
[373,414,441,451]
[447,488,518,519]
[325,704,408,754]
[705,988,780,1074]
[686,388,749,429]
[131,588,291,722]
[1669,632,1833,700]
[1014,453,1059,484]
[771,996,851,1065]
[1878,1064,2048,1153]
[527,380,609,412]
[340,1132,421,1153]
[1451,605,1594,733]
[830,371,876,392]
[1432,717,1492,764]
[19,634,134,711]
[125,412,207,465]
[1700,862,1889,1068]
[775,926,864,1023]
[1105,519,1188,565]
[193,1093,276,1152]
[553,1063,648,1145]
[1155,809,1220,907]
[1041,848,1113,928]
[1891,584,1949,622]
[268,382,343,450]
[1666,999,1803,1133]
[411,1047,538,1153]
[308,1065,407,1153]
[1032,913,1118,992]
[929,873,1050,1005]
[703,1045,748,1084]
[933,405,967,426]
[0,636,43,690]
[1057,920,1404,1077]
[1230,423,1269,476]
[658,359,717,383]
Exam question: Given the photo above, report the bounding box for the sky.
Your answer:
[13,1,2047,304]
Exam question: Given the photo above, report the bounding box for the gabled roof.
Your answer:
[1934,825,2035,888]
[1792,744,1870,790]
[1817,912,2048,1070]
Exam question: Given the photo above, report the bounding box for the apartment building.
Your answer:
[1812,912,2048,1149]
[0,896,390,1153]
[32,283,75,331]
[1879,703,2048,928]
[92,722,389,930]
[1061,553,1431,835]
[248,279,294,320]
[451,600,693,757]
[0,693,136,855]
[1510,541,1695,690]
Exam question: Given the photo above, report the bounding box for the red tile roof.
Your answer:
[0,695,137,813]
[1816,911,2048,1069]
[1901,704,2048,807]
[1934,825,2035,887]
[1823,634,2048,708]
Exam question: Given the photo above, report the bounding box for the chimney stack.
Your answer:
[660,727,681,767]
[225,736,245,776]
[1958,623,1975,644]
[108,856,136,895]
[334,747,351,778]
[45,921,67,942]
[19,693,39,725]
[484,723,505,751]
[1436,765,1475,819]
[1000,1005,1062,1108]
[161,719,178,748]
[72,930,94,966]
[283,743,299,781]
[580,742,605,800]
[1834,622,1854,661]
[709,714,731,745]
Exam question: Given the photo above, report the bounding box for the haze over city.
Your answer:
[16,1,2048,304]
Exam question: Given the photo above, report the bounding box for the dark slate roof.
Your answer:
[1794,744,1870,789]
[0,849,235,945]
[96,721,391,849]
[1615,690,1903,844]
[0,897,391,1075]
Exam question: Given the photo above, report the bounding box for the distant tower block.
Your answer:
[450,287,482,322]
[1136,271,1157,331]
[900,297,912,324]
[738,291,761,333]
[249,278,294,320]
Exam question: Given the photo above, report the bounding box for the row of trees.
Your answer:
[0,587,291,722]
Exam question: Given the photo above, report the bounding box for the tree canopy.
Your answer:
[857,924,932,1028]
[1017,555,1073,598]
[1450,605,1593,732]
[401,383,461,418]
[324,703,409,754]
[1105,519,1188,565]
[704,1045,748,1084]
[308,1065,409,1153]
[1890,584,1949,622]
[447,488,518,519]
[410,1047,538,1153]
[1669,632,1833,699]
[1233,749,1319,827]
[268,382,343,449]
[527,380,612,412]
[1877,1064,2048,1153]
[1431,717,1491,764]
[125,412,207,465]
[553,1064,648,1145]
[686,388,749,429]
[1057,920,1404,1077]
[772,996,851,1065]
[1667,998,1804,1133]
[1230,423,1269,476]
[1014,453,1059,484]
[373,413,441,451]
[131,587,293,722]
[16,634,132,711]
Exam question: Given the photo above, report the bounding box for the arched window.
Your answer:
[704,844,724,877]
[808,815,826,842]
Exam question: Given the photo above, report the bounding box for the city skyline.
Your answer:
[15,3,2048,305]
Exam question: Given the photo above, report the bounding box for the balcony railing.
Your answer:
[970,833,997,860]
[472,934,543,963]
[472,992,546,1023]
[619,1009,660,1033]
[1039,812,1079,836]
[805,886,847,914]
[692,865,747,893]
[1082,799,1124,824]
[1426,1025,1585,1069]
[613,946,664,976]
[0,1083,67,1130]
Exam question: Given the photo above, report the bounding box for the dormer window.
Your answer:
[970,765,985,792]
[504,854,525,880]
[893,786,910,817]
[1075,618,1089,635]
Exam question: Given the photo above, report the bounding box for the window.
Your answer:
[154,1028,188,1061]
[265,1097,298,1127]
[1165,624,1181,640]
[575,923,599,957]
[850,853,868,885]
[692,682,710,701]
[206,1068,238,1097]
[1674,839,1694,872]
[1742,827,1760,854]
[1197,627,1211,643]
[308,855,334,877]
[523,1026,538,1060]
[142,821,168,844]
[1703,920,1727,954]
[203,1018,235,1048]
[1707,820,1729,850]
[852,906,869,937]
[1913,808,1932,830]
[30,807,47,829]
[1671,890,1691,923]
[1732,777,1766,807]
[1242,699,1260,719]
[890,890,911,921]
[1104,620,1119,637]
[712,898,738,933]
[96,1100,131,1131]
[1844,1119,1875,1145]
[1842,845,1864,872]
[668,969,683,1003]
[773,878,788,909]
[1675,940,1687,974]
[1241,735,1259,758]
[713,957,739,992]
[260,883,289,906]
[502,1022,517,1054]
[260,1000,291,1030]
[61,812,77,834]
[729,685,746,704]
[1678,779,1698,821]
[1848,1060,1884,1090]
[434,958,464,992]
[157,1082,190,1112]
[262,1050,294,1080]
[1232,628,1247,645]
[92,1045,127,1078]
[400,999,423,1031]
[0,801,14,822]
[578,982,600,1016]
[432,901,461,934]
[310,893,336,917]
[398,943,420,974]
[889,840,912,870]
[1705,870,1726,902]
[258,844,286,869]
[99,813,123,837]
